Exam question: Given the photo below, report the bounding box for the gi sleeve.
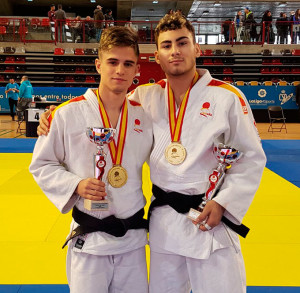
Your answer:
[29,109,81,213]
[213,90,266,224]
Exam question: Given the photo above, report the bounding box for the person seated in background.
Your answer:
[104,9,114,27]
[84,16,96,42]
[70,16,83,43]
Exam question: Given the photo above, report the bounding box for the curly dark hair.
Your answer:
[154,12,195,46]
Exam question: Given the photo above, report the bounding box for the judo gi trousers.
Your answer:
[67,246,148,293]
[149,247,246,293]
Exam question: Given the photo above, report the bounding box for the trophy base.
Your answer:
[84,199,109,211]
[187,208,201,221]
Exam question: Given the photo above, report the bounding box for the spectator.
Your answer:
[292,9,300,44]
[167,9,174,15]
[261,10,274,43]
[276,12,289,44]
[5,78,19,121]
[288,11,295,42]
[16,76,33,121]
[105,9,114,27]
[222,19,232,43]
[243,7,254,42]
[84,16,96,42]
[48,4,56,22]
[234,10,243,42]
[48,4,56,40]
[55,4,66,42]
[93,5,104,42]
[71,16,83,43]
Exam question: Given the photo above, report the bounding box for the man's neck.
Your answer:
[98,84,126,128]
[167,68,197,107]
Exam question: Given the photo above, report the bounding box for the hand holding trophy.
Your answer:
[84,127,116,211]
[187,142,243,223]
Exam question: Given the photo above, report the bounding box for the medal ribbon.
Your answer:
[168,71,200,142]
[96,89,128,166]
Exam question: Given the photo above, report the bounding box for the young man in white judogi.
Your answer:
[37,15,266,293]
[127,14,266,293]
[30,27,152,293]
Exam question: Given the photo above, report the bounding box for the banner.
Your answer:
[236,85,298,109]
[0,85,298,114]
[0,87,89,113]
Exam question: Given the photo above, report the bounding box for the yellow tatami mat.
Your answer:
[0,153,299,286]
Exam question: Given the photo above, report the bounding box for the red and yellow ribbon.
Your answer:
[167,71,200,142]
[96,89,128,166]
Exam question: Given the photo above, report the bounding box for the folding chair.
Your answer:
[267,106,287,133]
[292,81,300,86]
[235,81,245,86]
[263,81,273,86]
[16,98,33,133]
[278,81,288,86]
[249,81,259,86]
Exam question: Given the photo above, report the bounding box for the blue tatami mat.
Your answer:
[0,285,69,293]
[262,140,300,188]
[0,138,37,153]
[0,285,299,293]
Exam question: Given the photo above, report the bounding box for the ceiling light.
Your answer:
[214,2,222,7]
[27,0,33,2]
[153,0,158,3]
[145,18,150,21]
[90,0,96,2]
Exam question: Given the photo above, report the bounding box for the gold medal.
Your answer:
[107,165,128,188]
[96,89,129,188]
[165,142,186,165]
[166,72,199,165]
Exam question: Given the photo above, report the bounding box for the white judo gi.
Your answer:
[129,69,267,293]
[30,89,153,293]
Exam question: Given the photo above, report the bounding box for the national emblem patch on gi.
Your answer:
[134,118,143,133]
[200,102,213,118]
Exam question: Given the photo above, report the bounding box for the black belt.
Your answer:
[149,185,250,238]
[62,206,148,248]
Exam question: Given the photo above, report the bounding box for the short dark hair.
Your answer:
[99,26,139,58]
[58,4,62,9]
[154,12,195,46]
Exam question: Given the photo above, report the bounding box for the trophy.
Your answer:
[84,127,116,211]
[187,142,243,221]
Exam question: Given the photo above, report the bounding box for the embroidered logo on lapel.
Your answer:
[200,102,213,117]
[134,119,143,133]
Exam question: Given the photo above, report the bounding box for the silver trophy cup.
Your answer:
[84,127,116,211]
[187,142,243,221]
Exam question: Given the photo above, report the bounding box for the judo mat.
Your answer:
[0,138,299,293]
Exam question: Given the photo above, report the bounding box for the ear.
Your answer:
[95,58,101,75]
[195,43,201,58]
[154,50,160,64]
[135,64,141,76]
